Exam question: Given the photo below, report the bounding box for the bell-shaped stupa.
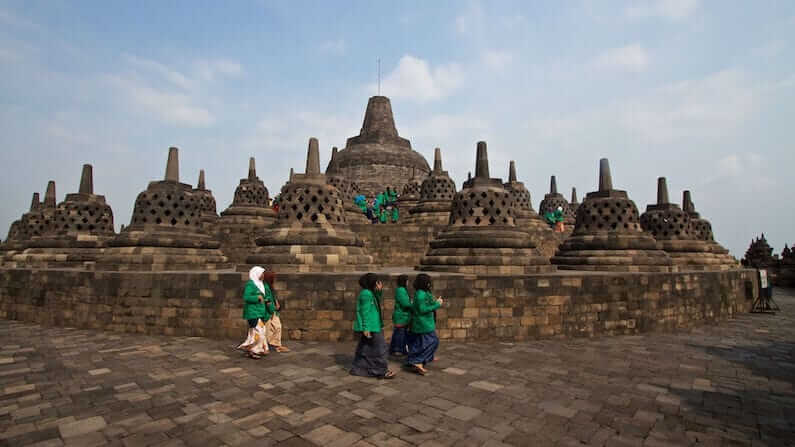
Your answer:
[568,187,580,220]
[12,164,116,268]
[326,96,430,196]
[538,176,575,228]
[193,169,219,231]
[406,148,457,224]
[640,178,736,270]
[246,138,374,272]
[504,161,551,234]
[217,157,276,263]
[681,190,736,266]
[398,167,423,211]
[551,159,672,272]
[1,192,42,265]
[419,142,554,274]
[98,147,229,271]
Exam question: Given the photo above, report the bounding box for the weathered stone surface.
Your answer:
[246,138,375,272]
[1,285,789,446]
[681,190,737,267]
[502,161,558,257]
[98,147,229,271]
[420,142,554,274]
[552,159,673,272]
[406,148,456,225]
[192,169,219,232]
[538,175,575,230]
[326,96,431,197]
[640,178,737,271]
[217,157,276,263]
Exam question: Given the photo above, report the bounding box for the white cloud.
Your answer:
[194,59,243,81]
[626,0,699,21]
[594,44,650,72]
[104,75,215,127]
[372,55,464,103]
[482,50,514,72]
[319,39,346,55]
[527,69,759,146]
[125,55,196,90]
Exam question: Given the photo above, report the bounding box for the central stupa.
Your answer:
[326,96,431,197]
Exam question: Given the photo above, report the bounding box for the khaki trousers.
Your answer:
[266,315,283,347]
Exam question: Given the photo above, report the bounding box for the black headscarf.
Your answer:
[413,273,432,292]
[358,273,379,291]
[396,274,408,288]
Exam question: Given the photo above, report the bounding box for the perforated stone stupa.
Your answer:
[246,138,374,272]
[325,96,430,196]
[398,167,423,211]
[406,148,457,224]
[216,157,276,263]
[1,193,41,264]
[503,161,550,234]
[193,169,218,231]
[538,176,575,227]
[11,164,115,269]
[568,187,580,221]
[640,178,736,270]
[419,142,554,274]
[552,159,672,272]
[682,190,736,267]
[98,147,229,271]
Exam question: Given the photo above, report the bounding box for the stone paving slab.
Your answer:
[0,289,794,446]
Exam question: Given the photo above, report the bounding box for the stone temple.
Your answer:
[0,94,760,346]
[325,96,430,196]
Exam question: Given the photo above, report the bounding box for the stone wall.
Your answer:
[351,223,444,267]
[0,268,757,342]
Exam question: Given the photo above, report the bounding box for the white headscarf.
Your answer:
[249,266,266,295]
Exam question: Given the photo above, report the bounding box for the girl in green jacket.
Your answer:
[350,273,396,379]
[389,275,411,356]
[236,266,272,359]
[407,273,443,375]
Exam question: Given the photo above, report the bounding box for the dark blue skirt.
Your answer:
[406,331,439,365]
[389,326,409,355]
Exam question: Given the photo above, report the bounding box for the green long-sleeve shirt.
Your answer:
[410,289,440,334]
[242,280,273,321]
[392,286,412,326]
[353,289,383,333]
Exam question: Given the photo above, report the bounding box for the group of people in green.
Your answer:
[355,187,400,224]
[239,268,442,379]
[544,206,566,233]
[351,273,442,378]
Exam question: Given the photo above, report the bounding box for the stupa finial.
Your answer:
[571,187,578,203]
[331,146,338,159]
[29,192,40,211]
[656,177,669,205]
[598,158,613,192]
[248,157,257,180]
[198,170,206,190]
[550,176,558,194]
[165,147,179,182]
[508,161,517,182]
[360,96,398,138]
[683,190,694,213]
[475,141,489,179]
[79,164,93,195]
[306,137,321,175]
[433,147,443,172]
[44,181,56,208]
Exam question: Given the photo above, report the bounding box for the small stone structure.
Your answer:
[742,234,775,268]
[326,96,430,197]
[568,187,580,221]
[192,169,219,232]
[398,167,423,211]
[538,176,575,228]
[407,148,457,224]
[504,161,551,234]
[681,190,736,266]
[1,193,42,264]
[11,165,115,269]
[246,138,374,272]
[552,159,673,272]
[217,157,276,263]
[98,147,229,271]
[640,178,736,270]
[419,142,554,274]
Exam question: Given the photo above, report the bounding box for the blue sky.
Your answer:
[1,0,793,258]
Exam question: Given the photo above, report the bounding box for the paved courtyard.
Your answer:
[0,290,793,447]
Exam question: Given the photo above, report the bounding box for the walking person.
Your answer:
[407,274,443,375]
[237,266,272,359]
[262,267,290,353]
[389,275,411,356]
[350,273,396,379]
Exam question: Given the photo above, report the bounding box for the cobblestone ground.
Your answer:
[1,290,793,447]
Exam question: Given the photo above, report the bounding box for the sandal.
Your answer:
[382,370,396,379]
[275,346,291,353]
[411,364,428,376]
[248,353,262,359]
